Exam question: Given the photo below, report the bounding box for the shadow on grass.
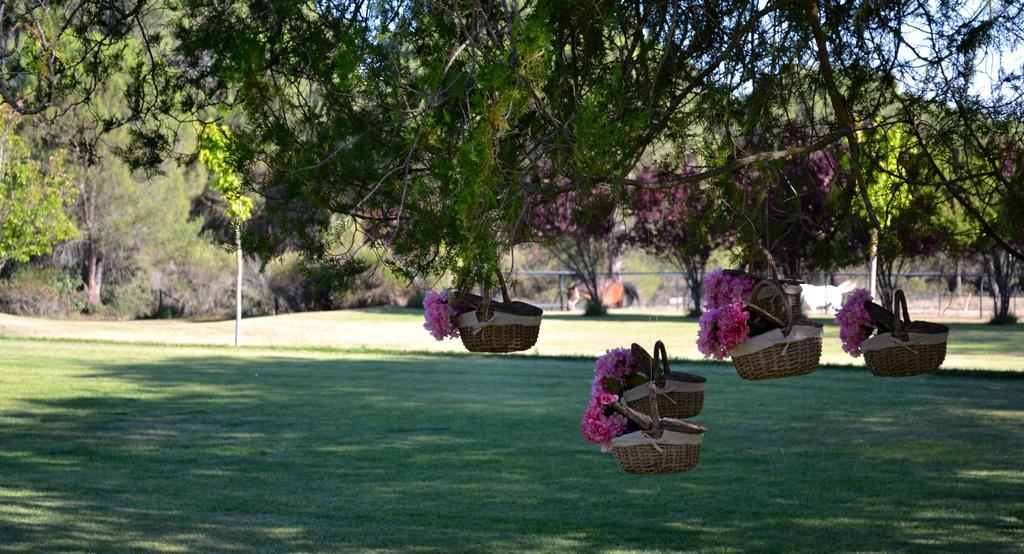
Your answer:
[2,353,1023,551]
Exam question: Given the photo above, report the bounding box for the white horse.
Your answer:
[800,281,857,313]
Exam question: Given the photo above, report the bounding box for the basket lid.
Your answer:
[865,292,947,335]
[664,372,707,384]
[865,301,895,332]
[906,320,949,334]
[452,291,543,317]
[631,341,707,383]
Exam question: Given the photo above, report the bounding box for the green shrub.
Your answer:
[988,313,1019,325]
[583,299,607,317]
[0,266,77,317]
[405,289,426,309]
[101,275,156,319]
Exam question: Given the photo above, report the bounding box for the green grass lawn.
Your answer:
[2,339,1023,551]
[1,308,1022,370]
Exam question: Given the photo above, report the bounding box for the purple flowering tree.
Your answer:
[626,165,725,315]
[727,130,868,279]
[530,184,618,316]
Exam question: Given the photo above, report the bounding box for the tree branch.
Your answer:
[620,128,848,188]
[909,125,1024,261]
[806,0,880,231]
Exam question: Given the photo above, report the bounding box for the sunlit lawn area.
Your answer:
[1,308,1022,370]
[2,338,1023,551]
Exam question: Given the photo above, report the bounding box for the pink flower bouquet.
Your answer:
[423,289,460,341]
[581,392,628,452]
[582,348,643,451]
[696,300,751,360]
[835,288,874,356]
[703,268,756,310]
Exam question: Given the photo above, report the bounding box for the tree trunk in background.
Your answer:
[78,175,102,306]
[868,229,879,299]
[683,255,708,316]
[982,249,1018,320]
[82,238,103,305]
[543,235,607,316]
[876,256,899,309]
[607,241,623,282]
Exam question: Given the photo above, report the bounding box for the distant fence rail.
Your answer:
[509,270,1019,319]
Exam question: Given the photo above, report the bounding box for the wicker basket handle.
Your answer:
[631,343,654,381]
[892,289,910,339]
[762,248,781,280]
[746,247,781,279]
[653,340,671,382]
[647,342,664,429]
[747,279,793,334]
[478,271,512,316]
[610,401,653,430]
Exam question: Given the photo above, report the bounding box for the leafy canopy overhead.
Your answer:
[1,0,1022,285]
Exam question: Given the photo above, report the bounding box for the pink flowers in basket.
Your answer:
[581,348,637,451]
[581,393,628,452]
[590,347,637,395]
[423,289,460,341]
[697,302,751,359]
[703,268,756,310]
[696,269,756,359]
[836,288,874,356]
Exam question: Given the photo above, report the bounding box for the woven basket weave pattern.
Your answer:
[760,288,803,325]
[455,274,542,353]
[732,337,822,380]
[863,290,949,377]
[458,323,540,353]
[613,443,701,475]
[626,391,703,420]
[732,279,821,380]
[865,342,946,377]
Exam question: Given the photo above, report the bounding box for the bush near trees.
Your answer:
[0,116,78,275]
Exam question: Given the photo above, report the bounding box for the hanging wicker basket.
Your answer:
[609,345,707,475]
[724,249,803,323]
[624,341,705,419]
[862,290,949,377]
[730,280,823,380]
[454,272,543,353]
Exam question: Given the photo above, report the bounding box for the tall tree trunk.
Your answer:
[79,175,102,306]
[982,249,1018,319]
[544,235,606,316]
[868,229,879,299]
[683,254,707,316]
[876,255,899,309]
[82,238,103,305]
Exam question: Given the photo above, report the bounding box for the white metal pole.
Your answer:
[235,225,242,347]
[868,228,878,299]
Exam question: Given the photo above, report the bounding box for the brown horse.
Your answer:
[566,280,639,310]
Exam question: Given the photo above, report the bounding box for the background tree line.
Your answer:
[0,0,1020,322]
